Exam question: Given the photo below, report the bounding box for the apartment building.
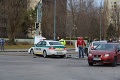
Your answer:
[27,0,41,9]
[104,0,120,25]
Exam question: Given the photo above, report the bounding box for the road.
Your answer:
[0,53,120,80]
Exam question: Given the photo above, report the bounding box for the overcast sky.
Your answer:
[96,0,104,6]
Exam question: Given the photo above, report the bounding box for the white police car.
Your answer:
[28,40,67,58]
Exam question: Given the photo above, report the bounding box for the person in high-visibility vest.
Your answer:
[59,39,66,46]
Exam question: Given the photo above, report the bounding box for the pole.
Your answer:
[36,4,39,36]
[100,0,102,41]
[54,0,56,40]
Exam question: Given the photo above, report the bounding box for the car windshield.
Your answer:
[49,42,62,45]
[95,44,116,51]
[93,42,106,46]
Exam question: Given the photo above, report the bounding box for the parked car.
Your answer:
[28,40,67,58]
[88,43,120,67]
[87,40,107,53]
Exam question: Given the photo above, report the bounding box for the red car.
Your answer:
[88,43,120,67]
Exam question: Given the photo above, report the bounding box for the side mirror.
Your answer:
[117,50,120,52]
[91,47,94,50]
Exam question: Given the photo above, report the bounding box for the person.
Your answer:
[0,38,5,51]
[56,36,60,41]
[77,37,86,58]
[107,38,113,42]
[59,38,66,46]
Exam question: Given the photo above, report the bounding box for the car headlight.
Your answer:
[89,53,92,56]
[104,54,110,57]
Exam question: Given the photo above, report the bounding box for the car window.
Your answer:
[36,41,42,47]
[93,42,107,46]
[49,42,62,45]
[36,41,46,46]
[95,44,116,51]
[41,41,46,45]
[117,44,120,50]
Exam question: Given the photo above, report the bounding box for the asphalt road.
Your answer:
[0,54,120,80]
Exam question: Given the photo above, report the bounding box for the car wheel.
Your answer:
[60,55,66,58]
[30,49,34,54]
[43,51,47,58]
[88,62,93,66]
[112,57,117,67]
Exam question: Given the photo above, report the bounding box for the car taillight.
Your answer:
[49,46,55,50]
[89,53,92,56]
[91,46,94,50]
[64,48,67,50]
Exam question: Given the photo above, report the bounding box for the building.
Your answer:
[104,0,120,25]
[27,0,40,10]
[104,0,120,39]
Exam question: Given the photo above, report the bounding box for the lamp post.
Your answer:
[54,0,57,40]
[100,0,103,41]
[36,1,42,36]
[74,24,76,39]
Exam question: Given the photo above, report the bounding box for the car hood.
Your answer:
[90,50,115,55]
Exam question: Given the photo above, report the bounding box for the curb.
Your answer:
[0,48,75,52]
[0,51,27,52]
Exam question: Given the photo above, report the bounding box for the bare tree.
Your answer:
[67,0,101,40]
[4,0,30,44]
[42,0,67,39]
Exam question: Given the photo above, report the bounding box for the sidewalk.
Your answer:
[0,48,75,52]
[0,49,28,52]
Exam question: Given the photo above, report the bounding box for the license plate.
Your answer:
[57,52,63,54]
[93,58,101,60]
[56,48,63,50]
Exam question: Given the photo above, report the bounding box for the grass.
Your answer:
[5,44,34,49]
[4,44,75,49]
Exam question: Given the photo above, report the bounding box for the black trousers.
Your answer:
[1,45,4,50]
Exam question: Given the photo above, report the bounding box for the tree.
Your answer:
[20,8,36,38]
[4,0,30,44]
[67,0,101,40]
[42,0,67,39]
[106,23,117,38]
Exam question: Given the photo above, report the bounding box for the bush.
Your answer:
[5,40,16,45]
[20,42,30,45]
[66,41,73,45]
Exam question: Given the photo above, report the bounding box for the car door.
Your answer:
[117,44,120,62]
[40,41,47,53]
[34,41,43,54]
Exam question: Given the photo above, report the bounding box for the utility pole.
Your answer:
[100,0,102,41]
[36,0,42,36]
[54,0,57,40]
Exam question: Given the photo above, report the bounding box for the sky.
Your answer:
[95,0,104,6]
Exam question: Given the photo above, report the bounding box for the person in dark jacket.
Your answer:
[0,38,5,51]
[56,36,60,41]
[77,37,86,58]
[107,38,113,43]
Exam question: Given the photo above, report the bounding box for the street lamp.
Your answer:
[54,0,56,40]
[74,24,76,39]
[36,1,42,36]
[100,0,103,41]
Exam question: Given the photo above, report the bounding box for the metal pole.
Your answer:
[54,0,56,40]
[100,0,102,41]
[36,4,39,36]
[38,2,42,36]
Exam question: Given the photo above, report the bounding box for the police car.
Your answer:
[28,40,67,58]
